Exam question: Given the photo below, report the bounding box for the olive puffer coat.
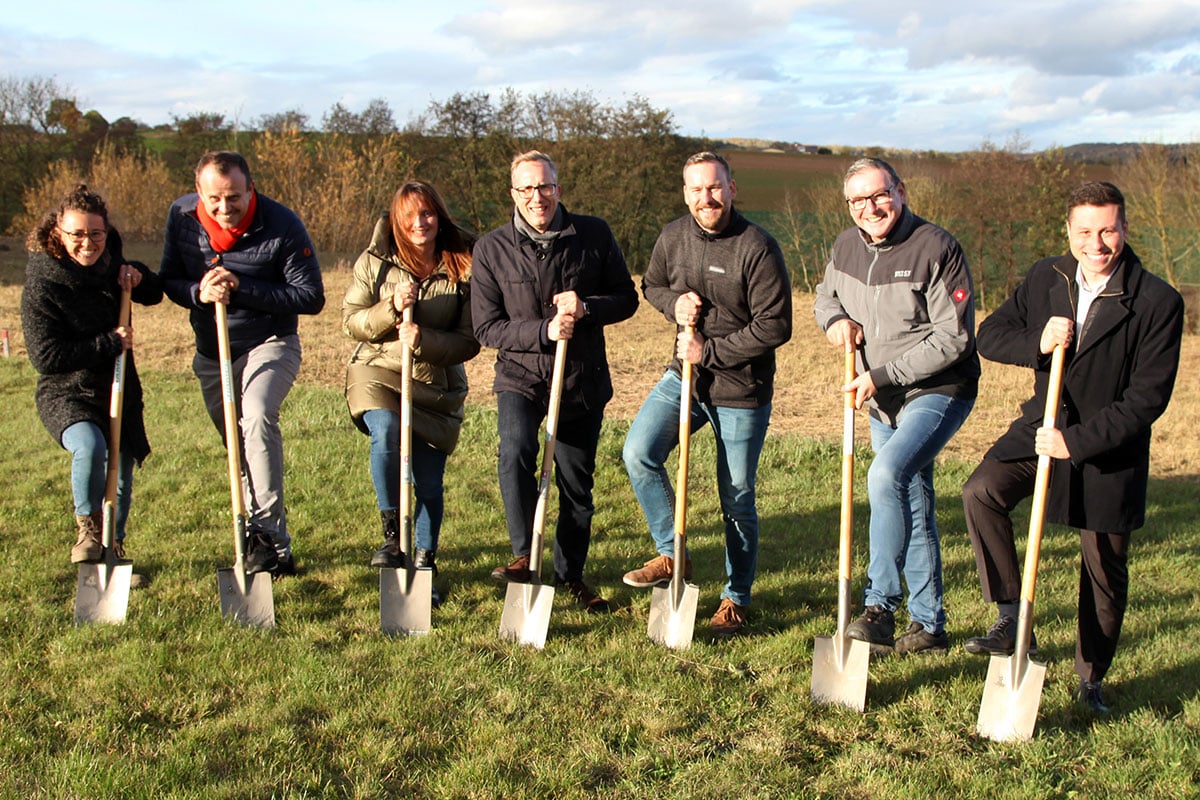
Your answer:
[342,215,480,454]
[21,229,163,461]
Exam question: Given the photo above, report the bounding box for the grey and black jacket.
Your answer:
[814,206,979,424]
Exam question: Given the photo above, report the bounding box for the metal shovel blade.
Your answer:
[217,568,276,629]
[499,582,555,649]
[977,654,1048,741]
[811,632,871,711]
[74,558,133,625]
[647,582,700,650]
[380,566,433,636]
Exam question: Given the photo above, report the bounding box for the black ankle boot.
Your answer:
[370,510,406,569]
[414,549,441,608]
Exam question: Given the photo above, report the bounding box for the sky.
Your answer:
[3,0,1199,152]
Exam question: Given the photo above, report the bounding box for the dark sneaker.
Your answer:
[111,540,150,589]
[710,598,747,638]
[271,552,297,579]
[846,605,895,651]
[964,614,1038,656]
[895,622,949,655]
[491,554,531,583]
[1076,679,1110,713]
[243,530,279,575]
[622,554,692,588]
[557,580,610,614]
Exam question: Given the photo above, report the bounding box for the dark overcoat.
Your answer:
[977,245,1184,532]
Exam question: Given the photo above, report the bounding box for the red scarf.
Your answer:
[196,190,257,253]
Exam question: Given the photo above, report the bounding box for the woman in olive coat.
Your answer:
[343,180,479,604]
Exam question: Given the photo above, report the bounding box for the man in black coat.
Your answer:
[961,181,1184,712]
[471,150,638,612]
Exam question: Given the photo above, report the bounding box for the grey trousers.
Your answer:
[194,334,301,554]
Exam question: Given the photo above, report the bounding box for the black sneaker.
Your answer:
[845,605,895,652]
[964,614,1038,656]
[243,529,279,574]
[895,622,949,655]
[1076,679,1110,713]
[271,552,297,579]
[556,580,610,614]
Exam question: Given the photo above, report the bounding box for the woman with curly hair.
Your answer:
[20,184,162,575]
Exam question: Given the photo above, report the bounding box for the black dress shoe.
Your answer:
[1076,679,1110,713]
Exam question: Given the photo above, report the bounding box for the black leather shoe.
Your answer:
[964,614,1038,656]
[1076,679,1110,713]
[895,622,949,655]
[243,529,279,574]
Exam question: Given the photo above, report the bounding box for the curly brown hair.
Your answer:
[26,184,110,259]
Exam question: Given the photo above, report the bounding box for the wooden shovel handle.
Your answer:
[839,342,855,582]
[1020,345,1066,604]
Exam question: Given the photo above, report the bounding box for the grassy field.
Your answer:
[2,232,1199,796]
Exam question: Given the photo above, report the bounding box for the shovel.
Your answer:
[380,306,433,636]
[646,329,700,649]
[977,344,1066,741]
[214,301,275,629]
[498,337,567,649]
[811,342,871,710]
[75,287,135,625]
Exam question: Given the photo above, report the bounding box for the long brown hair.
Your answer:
[389,180,473,283]
[26,183,110,259]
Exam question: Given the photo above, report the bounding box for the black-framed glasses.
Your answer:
[62,229,108,243]
[846,186,895,211]
[512,183,558,199]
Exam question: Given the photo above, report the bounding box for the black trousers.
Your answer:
[962,457,1130,682]
[496,391,604,583]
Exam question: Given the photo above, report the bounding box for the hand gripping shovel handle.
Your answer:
[1013,344,1066,666]
[836,341,856,635]
[215,302,250,569]
[671,328,695,598]
[101,287,132,551]
[529,338,569,578]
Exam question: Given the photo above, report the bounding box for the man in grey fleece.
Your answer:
[622,151,792,638]
[814,157,979,655]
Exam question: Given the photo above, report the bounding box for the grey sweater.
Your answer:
[814,206,979,425]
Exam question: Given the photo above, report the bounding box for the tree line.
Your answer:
[3,75,1197,317]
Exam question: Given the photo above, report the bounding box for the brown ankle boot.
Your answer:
[70,513,103,564]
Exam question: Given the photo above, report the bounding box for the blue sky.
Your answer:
[3,0,1198,152]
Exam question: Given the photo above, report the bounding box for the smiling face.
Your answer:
[196,164,254,230]
[57,209,107,267]
[510,158,561,233]
[683,160,736,234]
[844,166,906,243]
[400,197,440,252]
[1067,203,1127,285]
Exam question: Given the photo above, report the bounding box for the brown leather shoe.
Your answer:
[710,598,747,638]
[557,580,611,614]
[490,554,532,583]
[70,513,103,564]
[622,554,692,588]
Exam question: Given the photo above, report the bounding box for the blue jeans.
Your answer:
[623,370,771,607]
[362,408,448,552]
[61,421,134,539]
[496,391,603,583]
[865,393,974,633]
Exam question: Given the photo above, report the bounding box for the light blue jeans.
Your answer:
[865,393,974,633]
[61,420,134,539]
[623,370,771,607]
[362,408,448,552]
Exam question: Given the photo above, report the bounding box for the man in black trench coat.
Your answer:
[961,181,1184,713]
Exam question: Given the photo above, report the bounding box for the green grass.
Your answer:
[2,359,1199,799]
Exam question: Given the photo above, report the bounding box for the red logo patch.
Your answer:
[303,246,313,258]
[953,288,967,303]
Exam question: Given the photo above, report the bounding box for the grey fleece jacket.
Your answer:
[813,206,979,425]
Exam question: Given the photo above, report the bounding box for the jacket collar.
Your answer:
[857,205,919,250]
[1051,245,1142,356]
[687,206,747,241]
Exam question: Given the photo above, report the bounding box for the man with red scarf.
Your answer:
[160,151,325,575]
